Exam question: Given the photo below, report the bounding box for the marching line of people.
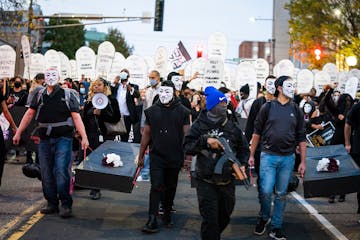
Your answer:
[0,68,359,240]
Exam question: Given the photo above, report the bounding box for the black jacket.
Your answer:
[184,110,249,184]
[111,83,140,123]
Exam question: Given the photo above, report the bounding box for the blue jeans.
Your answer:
[140,154,150,180]
[39,137,73,208]
[259,152,294,229]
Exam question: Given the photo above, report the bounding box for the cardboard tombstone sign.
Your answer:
[224,65,236,90]
[349,69,360,91]
[187,58,206,91]
[125,55,148,90]
[207,32,227,60]
[69,60,78,81]
[274,59,295,78]
[296,69,314,94]
[76,46,96,80]
[344,77,359,99]
[314,71,331,96]
[254,58,269,86]
[29,53,45,80]
[203,57,224,89]
[108,52,126,83]
[0,45,16,79]
[322,63,338,85]
[235,62,257,100]
[337,71,348,93]
[44,49,61,73]
[21,35,31,77]
[96,41,115,78]
[154,46,169,79]
[143,56,156,73]
[58,51,71,81]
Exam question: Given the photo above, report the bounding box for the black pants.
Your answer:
[149,167,181,216]
[120,116,132,142]
[196,180,235,240]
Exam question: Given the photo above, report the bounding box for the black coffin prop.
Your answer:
[75,141,139,193]
[303,145,360,198]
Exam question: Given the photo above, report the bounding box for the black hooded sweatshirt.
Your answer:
[184,110,249,184]
[144,97,190,169]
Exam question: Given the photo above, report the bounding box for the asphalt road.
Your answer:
[0,160,359,240]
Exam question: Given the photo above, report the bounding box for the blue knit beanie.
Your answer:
[204,86,227,111]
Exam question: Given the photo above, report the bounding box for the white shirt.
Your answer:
[117,84,130,116]
[236,97,255,118]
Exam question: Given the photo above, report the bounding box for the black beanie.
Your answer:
[274,76,291,97]
[240,84,250,95]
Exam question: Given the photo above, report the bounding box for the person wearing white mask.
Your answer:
[138,80,190,233]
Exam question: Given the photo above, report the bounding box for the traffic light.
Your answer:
[154,0,164,31]
[314,48,321,60]
[197,47,203,58]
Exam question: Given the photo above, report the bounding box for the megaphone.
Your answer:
[92,93,108,109]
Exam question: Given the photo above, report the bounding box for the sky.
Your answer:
[35,0,273,60]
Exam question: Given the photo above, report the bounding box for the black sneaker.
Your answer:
[40,205,59,214]
[142,215,159,233]
[59,206,73,218]
[158,205,164,215]
[328,196,335,203]
[269,228,287,240]
[254,217,270,235]
[338,195,345,202]
[89,189,101,200]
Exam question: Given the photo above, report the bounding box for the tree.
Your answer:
[286,0,360,69]
[0,0,26,43]
[105,28,134,57]
[43,19,85,59]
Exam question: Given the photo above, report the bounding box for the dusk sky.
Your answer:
[36,0,273,59]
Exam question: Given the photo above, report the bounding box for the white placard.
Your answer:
[344,77,359,99]
[29,53,45,80]
[154,46,169,79]
[203,57,224,89]
[235,62,257,99]
[322,63,338,84]
[254,58,269,85]
[125,55,148,90]
[75,46,96,80]
[69,60,78,81]
[223,65,235,90]
[21,35,31,71]
[274,59,295,78]
[58,51,71,81]
[314,71,331,96]
[187,57,206,91]
[0,45,16,79]
[207,32,227,60]
[108,52,126,82]
[349,68,360,91]
[296,69,314,94]
[183,60,193,82]
[44,49,61,72]
[96,41,115,78]
[337,71,348,93]
[143,56,156,73]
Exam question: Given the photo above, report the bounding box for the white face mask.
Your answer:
[265,79,276,95]
[159,86,174,104]
[119,71,128,80]
[303,103,312,114]
[282,80,295,99]
[45,69,59,86]
[171,76,183,91]
[333,95,340,103]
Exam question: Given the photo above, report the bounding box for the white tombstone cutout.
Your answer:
[58,51,71,81]
[349,68,360,91]
[344,77,359,99]
[203,57,224,89]
[154,46,169,79]
[275,59,295,78]
[69,60,78,81]
[125,55,148,90]
[223,65,234,90]
[296,69,314,94]
[96,41,115,78]
[312,69,320,75]
[183,60,193,82]
[337,71,348,93]
[254,58,269,86]
[0,45,16,79]
[187,57,206,91]
[75,46,96,80]
[235,62,257,99]
[44,49,61,72]
[21,35,31,77]
[29,53,45,80]
[143,56,156,73]
[207,32,227,60]
[108,52,126,82]
[314,71,331,96]
[322,63,338,84]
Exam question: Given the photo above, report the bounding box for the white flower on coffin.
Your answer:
[105,153,123,167]
[316,157,340,172]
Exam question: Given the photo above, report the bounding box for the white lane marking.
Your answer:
[291,192,349,240]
